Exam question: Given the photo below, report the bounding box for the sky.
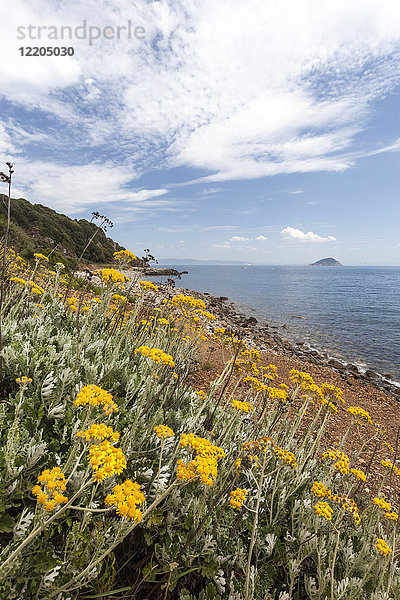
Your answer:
[1,0,400,265]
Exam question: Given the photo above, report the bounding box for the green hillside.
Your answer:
[0,195,124,266]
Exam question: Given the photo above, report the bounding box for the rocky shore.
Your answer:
[157,283,400,401]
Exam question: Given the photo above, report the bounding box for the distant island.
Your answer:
[309,257,342,266]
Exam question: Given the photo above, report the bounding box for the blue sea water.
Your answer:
[154,265,400,380]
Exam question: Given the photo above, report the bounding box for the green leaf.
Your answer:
[0,513,15,533]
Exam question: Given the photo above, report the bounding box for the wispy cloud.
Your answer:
[197,187,224,196]
[281,226,336,243]
[12,159,169,214]
[2,0,400,195]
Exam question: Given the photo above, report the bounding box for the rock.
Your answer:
[328,358,346,372]
[382,373,394,380]
[307,356,319,365]
[365,369,379,380]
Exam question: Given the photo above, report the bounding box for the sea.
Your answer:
[152,265,400,381]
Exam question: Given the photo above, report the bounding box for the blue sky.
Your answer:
[1,0,400,264]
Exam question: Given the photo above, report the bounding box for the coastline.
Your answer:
[82,266,400,399]
[160,283,400,401]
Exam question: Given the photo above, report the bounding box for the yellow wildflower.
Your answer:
[135,346,175,368]
[154,425,174,439]
[384,511,399,521]
[77,423,120,442]
[113,250,137,261]
[74,385,118,415]
[346,406,373,425]
[105,479,145,522]
[139,280,158,292]
[314,501,333,521]
[373,497,392,512]
[16,376,32,385]
[33,467,68,510]
[230,488,248,510]
[33,253,49,262]
[376,539,392,556]
[231,399,254,413]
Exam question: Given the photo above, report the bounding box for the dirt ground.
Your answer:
[188,337,400,503]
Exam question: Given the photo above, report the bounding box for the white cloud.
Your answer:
[1,0,400,190]
[229,234,267,242]
[197,187,224,195]
[281,226,336,242]
[11,159,168,214]
[213,242,231,249]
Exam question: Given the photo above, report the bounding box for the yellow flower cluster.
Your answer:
[32,467,68,512]
[311,481,328,498]
[289,370,341,411]
[376,538,392,556]
[229,488,248,510]
[74,385,119,415]
[235,358,260,376]
[154,425,174,439]
[10,276,27,285]
[113,250,137,261]
[139,280,158,292]
[350,468,367,482]
[169,294,206,310]
[177,434,225,486]
[195,390,207,400]
[267,387,289,402]
[346,406,373,425]
[384,511,399,521]
[134,346,175,368]
[157,318,170,326]
[320,383,344,404]
[77,423,120,442]
[373,497,392,512]
[243,376,268,393]
[105,479,145,521]
[241,366,280,396]
[381,459,400,477]
[33,252,49,262]
[311,481,361,524]
[180,434,225,459]
[88,440,127,481]
[177,459,196,481]
[275,447,297,468]
[66,297,78,311]
[260,364,278,380]
[96,268,129,285]
[16,376,32,385]
[231,399,254,413]
[242,436,297,468]
[196,309,216,321]
[28,281,44,295]
[314,501,333,521]
[322,449,351,475]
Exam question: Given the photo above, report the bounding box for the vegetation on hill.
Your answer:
[309,258,342,266]
[0,195,124,267]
